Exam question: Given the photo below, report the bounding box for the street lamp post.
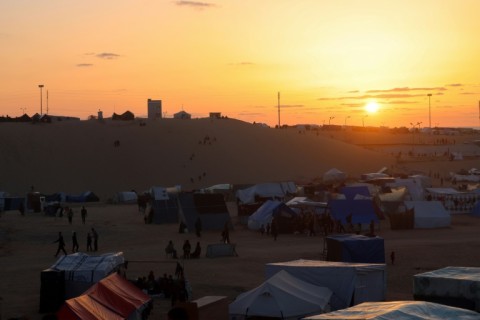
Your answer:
[38,84,44,115]
[329,116,335,125]
[362,115,368,127]
[428,93,432,130]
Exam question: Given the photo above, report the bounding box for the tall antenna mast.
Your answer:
[277,92,280,128]
[47,90,49,114]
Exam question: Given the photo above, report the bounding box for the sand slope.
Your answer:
[0,119,396,198]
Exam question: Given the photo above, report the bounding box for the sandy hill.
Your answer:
[0,118,395,199]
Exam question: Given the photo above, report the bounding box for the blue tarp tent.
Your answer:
[248,200,298,233]
[326,234,385,263]
[328,199,379,225]
[179,192,232,231]
[340,186,371,200]
[65,191,99,203]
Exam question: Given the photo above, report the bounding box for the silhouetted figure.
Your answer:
[72,231,79,253]
[91,228,98,251]
[87,232,93,251]
[182,240,191,259]
[271,219,278,241]
[191,242,201,258]
[67,207,73,224]
[391,251,396,265]
[54,232,67,257]
[221,222,230,244]
[81,206,87,224]
[195,217,202,237]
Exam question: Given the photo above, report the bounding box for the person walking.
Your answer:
[81,206,87,224]
[67,207,73,225]
[54,232,67,257]
[86,232,93,252]
[72,231,79,253]
[91,228,99,251]
[195,217,202,237]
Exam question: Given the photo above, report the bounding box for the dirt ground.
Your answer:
[1,202,480,320]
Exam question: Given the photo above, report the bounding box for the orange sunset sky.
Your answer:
[1,1,480,128]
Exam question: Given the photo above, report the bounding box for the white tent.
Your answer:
[386,178,425,200]
[229,270,332,320]
[265,260,386,311]
[414,266,480,312]
[323,168,347,184]
[404,201,451,228]
[303,301,480,319]
[236,182,296,204]
[49,252,125,298]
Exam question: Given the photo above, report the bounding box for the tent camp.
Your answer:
[150,187,180,224]
[328,199,379,227]
[47,252,125,299]
[248,200,298,233]
[265,260,386,311]
[325,234,385,264]
[303,301,480,319]
[414,266,480,312]
[57,273,152,319]
[404,201,451,228]
[236,182,296,204]
[229,270,332,320]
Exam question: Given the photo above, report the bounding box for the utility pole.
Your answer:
[277,92,280,129]
[38,84,44,115]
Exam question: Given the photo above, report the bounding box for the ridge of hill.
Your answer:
[0,118,394,199]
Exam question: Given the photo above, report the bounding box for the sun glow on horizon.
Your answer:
[365,101,380,114]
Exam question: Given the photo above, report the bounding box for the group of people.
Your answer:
[56,205,88,225]
[53,227,99,257]
[165,240,202,259]
[135,262,190,307]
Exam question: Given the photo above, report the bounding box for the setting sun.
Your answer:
[365,102,380,114]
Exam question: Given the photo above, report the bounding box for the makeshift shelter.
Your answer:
[325,234,385,264]
[340,186,371,200]
[414,266,480,312]
[179,192,232,232]
[248,200,298,233]
[229,270,332,320]
[328,199,379,227]
[46,252,125,299]
[113,191,138,204]
[236,182,296,204]
[404,201,451,228]
[150,188,179,224]
[323,168,347,184]
[66,191,100,203]
[386,178,425,201]
[304,301,480,320]
[426,188,480,214]
[265,259,386,311]
[388,207,415,230]
[57,273,152,319]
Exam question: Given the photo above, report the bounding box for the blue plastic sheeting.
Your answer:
[340,186,371,201]
[328,199,378,225]
[326,234,385,263]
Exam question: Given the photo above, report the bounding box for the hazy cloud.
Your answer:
[96,52,120,60]
[229,62,254,66]
[76,63,93,67]
[446,83,463,87]
[366,87,446,93]
[276,104,304,109]
[175,1,216,9]
[340,103,363,108]
[319,92,443,101]
[460,92,477,95]
[383,100,418,104]
[347,90,359,94]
